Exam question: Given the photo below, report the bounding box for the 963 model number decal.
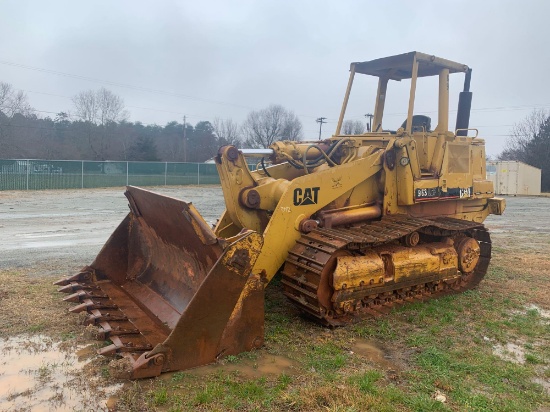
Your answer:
[415,186,473,201]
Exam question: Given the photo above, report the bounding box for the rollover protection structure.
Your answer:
[56,52,505,378]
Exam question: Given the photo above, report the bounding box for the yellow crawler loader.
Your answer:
[56,52,505,378]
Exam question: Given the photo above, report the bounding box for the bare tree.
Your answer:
[341,119,366,135]
[242,104,303,148]
[0,82,33,117]
[72,88,128,125]
[0,82,34,155]
[212,117,241,147]
[72,90,97,123]
[500,109,548,161]
[72,88,129,160]
[500,109,550,191]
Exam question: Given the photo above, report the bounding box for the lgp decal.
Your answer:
[293,187,320,206]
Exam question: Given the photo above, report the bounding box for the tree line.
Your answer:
[499,109,550,191]
[9,81,545,190]
[0,83,308,162]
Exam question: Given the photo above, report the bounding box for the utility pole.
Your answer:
[183,115,187,162]
[316,117,327,140]
[365,113,373,132]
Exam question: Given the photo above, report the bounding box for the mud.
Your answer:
[350,339,400,370]
[0,335,122,411]
[171,353,297,379]
[492,303,550,366]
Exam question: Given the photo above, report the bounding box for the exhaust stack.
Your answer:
[455,69,473,136]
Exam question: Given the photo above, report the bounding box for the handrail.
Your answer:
[455,128,479,138]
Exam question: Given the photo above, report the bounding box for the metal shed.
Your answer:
[487,161,541,196]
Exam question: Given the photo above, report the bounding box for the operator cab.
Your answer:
[336,51,472,137]
[336,51,474,175]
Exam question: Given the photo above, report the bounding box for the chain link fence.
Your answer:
[0,159,223,191]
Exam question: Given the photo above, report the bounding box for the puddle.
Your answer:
[492,342,526,364]
[492,306,547,366]
[0,335,122,411]
[351,339,400,370]
[166,353,296,379]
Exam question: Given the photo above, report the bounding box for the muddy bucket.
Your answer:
[56,186,264,378]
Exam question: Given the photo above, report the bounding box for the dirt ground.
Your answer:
[0,187,549,411]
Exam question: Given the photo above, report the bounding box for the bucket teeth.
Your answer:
[57,282,94,294]
[95,321,140,340]
[63,290,108,303]
[83,309,128,325]
[68,298,118,313]
[54,270,94,286]
[98,336,153,356]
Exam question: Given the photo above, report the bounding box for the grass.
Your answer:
[348,369,383,393]
[305,342,347,375]
[151,386,168,406]
[1,229,549,411]
[0,269,79,338]
[111,265,548,411]
[109,229,550,411]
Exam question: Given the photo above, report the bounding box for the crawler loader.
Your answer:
[56,52,505,378]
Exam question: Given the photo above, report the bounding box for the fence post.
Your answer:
[197,163,200,185]
[126,162,129,186]
[164,162,167,186]
[26,160,30,190]
[81,161,84,189]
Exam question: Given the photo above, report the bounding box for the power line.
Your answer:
[4,58,548,129]
[0,102,522,139]
[0,59,321,121]
[344,104,550,121]
[0,122,515,138]
[19,88,230,121]
[0,59,255,110]
[18,87,330,128]
[0,105,185,131]
[0,106,520,141]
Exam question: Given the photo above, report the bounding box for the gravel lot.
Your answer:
[0,186,225,272]
[2,187,549,273]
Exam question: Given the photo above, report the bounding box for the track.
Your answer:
[282,215,491,326]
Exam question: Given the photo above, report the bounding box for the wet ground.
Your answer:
[0,186,225,271]
[2,187,548,272]
[0,335,122,411]
[1,187,549,410]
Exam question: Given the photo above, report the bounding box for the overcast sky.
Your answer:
[1,0,548,156]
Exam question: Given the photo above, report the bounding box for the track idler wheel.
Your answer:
[456,237,481,274]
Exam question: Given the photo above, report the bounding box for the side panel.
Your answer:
[253,153,383,281]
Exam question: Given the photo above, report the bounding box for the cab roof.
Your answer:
[352,51,469,80]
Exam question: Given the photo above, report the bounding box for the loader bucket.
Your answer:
[55,186,265,379]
